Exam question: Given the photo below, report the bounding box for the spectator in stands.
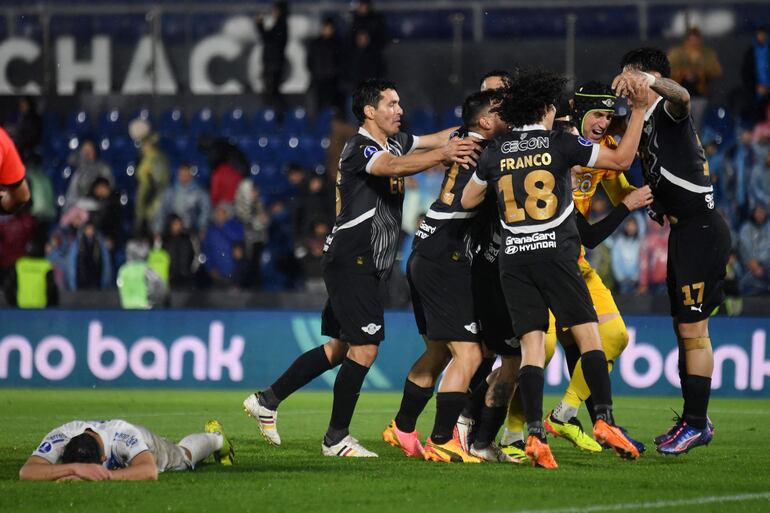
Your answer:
[262,200,301,290]
[154,163,211,240]
[308,16,345,115]
[23,154,56,235]
[117,239,168,309]
[668,27,722,129]
[0,203,38,285]
[741,25,770,123]
[738,204,770,295]
[162,214,196,290]
[87,177,123,253]
[4,235,58,308]
[702,130,732,213]
[724,249,744,315]
[749,141,770,211]
[638,217,670,295]
[202,203,245,287]
[292,173,334,247]
[351,0,388,56]
[64,139,114,212]
[129,119,170,238]
[235,178,269,289]
[66,221,112,291]
[11,96,42,162]
[349,29,387,86]
[210,158,243,207]
[257,1,289,114]
[299,220,330,289]
[730,126,757,223]
[611,216,641,294]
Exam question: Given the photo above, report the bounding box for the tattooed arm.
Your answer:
[614,70,690,120]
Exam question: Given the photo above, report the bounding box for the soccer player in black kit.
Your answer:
[462,69,650,468]
[382,89,509,463]
[613,48,731,456]
[243,79,480,457]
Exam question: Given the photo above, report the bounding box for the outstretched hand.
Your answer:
[441,137,481,169]
[612,71,652,111]
[622,185,654,211]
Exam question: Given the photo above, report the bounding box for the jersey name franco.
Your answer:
[413,128,489,262]
[638,97,713,219]
[324,127,418,274]
[474,124,599,266]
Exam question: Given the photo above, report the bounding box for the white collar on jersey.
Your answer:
[358,126,389,151]
[512,124,547,131]
[467,130,486,140]
[644,96,664,121]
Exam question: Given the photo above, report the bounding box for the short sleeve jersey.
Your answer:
[413,128,489,263]
[323,127,417,274]
[572,134,620,217]
[638,97,713,219]
[474,124,599,265]
[32,419,151,470]
[0,127,25,186]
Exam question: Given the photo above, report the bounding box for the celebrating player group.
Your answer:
[24,46,728,478]
[242,45,728,469]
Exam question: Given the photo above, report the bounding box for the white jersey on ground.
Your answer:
[31,419,189,471]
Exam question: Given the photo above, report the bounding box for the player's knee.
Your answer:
[347,343,379,366]
[682,337,711,352]
[677,319,709,340]
[598,317,629,359]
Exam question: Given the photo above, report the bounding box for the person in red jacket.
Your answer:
[0,127,30,215]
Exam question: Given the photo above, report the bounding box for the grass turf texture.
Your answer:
[1,389,769,513]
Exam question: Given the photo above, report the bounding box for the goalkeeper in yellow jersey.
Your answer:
[501,81,646,455]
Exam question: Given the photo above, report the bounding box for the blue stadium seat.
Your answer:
[97,109,127,139]
[312,108,334,136]
[158,108,186,138]
[253,108,278,135]
[64,110,93,139]
[129,107,155,128]
[407,108,435,134]
[702,105,736,147]
[52,165,73,197]
[221,108,249,138]
[440,105,463,129]
[298,135,326,171]
[189,108,217,139]
[281,107,310,135]
[114,162,137,195]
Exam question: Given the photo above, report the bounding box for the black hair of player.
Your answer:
[479,69,513,88]
[620,47,671,78]
[461,90,499,129]
[61,432,102,464]
[352,79,398,123]
[494,69,566,128]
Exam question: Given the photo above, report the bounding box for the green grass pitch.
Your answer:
[1,389,769,513]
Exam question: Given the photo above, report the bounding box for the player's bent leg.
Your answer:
[425,341,482,463]
[179,430,226,468]
[203,420,234,465]
[244,338,345,446]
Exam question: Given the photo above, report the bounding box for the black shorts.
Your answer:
[321,264,384,345]
[472,256,520,356]
[408,252,479,342]
[667,211,731,323]
[500,258,597,336]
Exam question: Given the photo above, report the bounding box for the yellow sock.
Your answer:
[505,388,526,433]
[562,316,629,407]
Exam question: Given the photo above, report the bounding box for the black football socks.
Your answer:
[581,350,615,425]
[430,392,467,444]
[262,345,333,410]
[683,375,711,429]
[394,379,434,433]
[324,358,370,446]
[519,365,546,440]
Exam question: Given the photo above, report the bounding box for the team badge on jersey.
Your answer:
[363,145,379,159]
[37,442,52,454]
[361,323,382,335]
[577,136,593,147]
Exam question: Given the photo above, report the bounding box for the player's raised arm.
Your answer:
[461,172,487,210]
[369,137,479,178]
[576,185,653,248]
[411,126,461,150]
[591,80,650,171]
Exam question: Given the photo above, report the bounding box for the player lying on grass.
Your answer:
[19,419,233,481]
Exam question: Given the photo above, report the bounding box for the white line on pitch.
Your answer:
[499,491,770,513]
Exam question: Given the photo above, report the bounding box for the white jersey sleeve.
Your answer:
[101,420,151,468]
[31,420,90,463]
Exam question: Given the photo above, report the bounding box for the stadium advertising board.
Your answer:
[1,310,768,397]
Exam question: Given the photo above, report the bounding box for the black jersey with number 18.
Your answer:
[474,124,599,266]
[323,127,418,274]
